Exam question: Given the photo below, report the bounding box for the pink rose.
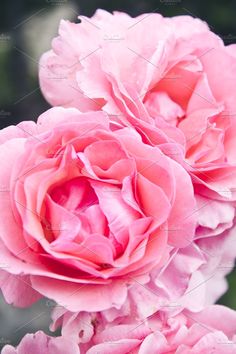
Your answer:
[51,305,236,354]
[1,331,80,354]
[39,10,236,204]
[0,107,196,312]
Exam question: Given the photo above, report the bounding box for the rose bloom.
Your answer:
[0,107,196,312]
[39,10,236,205]
[50,304,236,354]
[1,331,80,354]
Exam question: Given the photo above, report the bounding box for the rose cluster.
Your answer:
[1,10,236,354]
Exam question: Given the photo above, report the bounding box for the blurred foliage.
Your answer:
[0,45,12,105]
[219,272,236,310]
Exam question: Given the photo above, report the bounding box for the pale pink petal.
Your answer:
[1,331,80,354]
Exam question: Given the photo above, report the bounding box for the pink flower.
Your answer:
[0,107,196,312]
[1,331,80,354]
[39,10,236,204]
[50,305,236,354]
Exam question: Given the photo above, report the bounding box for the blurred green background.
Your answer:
[0,0,236,349]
